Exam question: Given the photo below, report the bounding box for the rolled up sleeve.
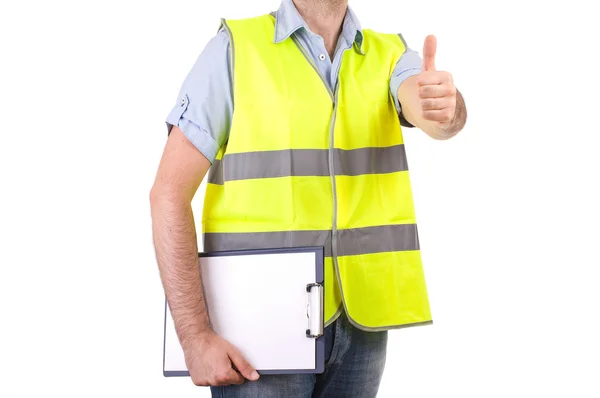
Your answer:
[166,29,233,163]
[390,35,423,127]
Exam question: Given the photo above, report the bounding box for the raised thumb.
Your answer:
[422,35,437,72]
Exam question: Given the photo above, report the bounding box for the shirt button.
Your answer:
[318,54,326,61]
[180,97,186,106]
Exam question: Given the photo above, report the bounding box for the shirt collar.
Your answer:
[273,0,365,54]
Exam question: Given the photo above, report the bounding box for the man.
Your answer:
[150,0,466,396]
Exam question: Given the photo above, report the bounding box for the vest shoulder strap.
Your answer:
[220,14,407,57]
[219,14,275,45]
[362,29,407,56]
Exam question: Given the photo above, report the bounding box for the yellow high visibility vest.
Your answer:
[202,14,432,331]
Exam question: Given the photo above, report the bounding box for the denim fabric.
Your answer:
[210,311,388,397]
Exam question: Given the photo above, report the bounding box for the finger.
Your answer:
[422,109,455,123]
[421,98,452,111]
[225,368,245,385]
[416,71,453,86]
[422,35,437,72]
[419,84,456,99]
[229,347,259,381]
[212,367,245,386]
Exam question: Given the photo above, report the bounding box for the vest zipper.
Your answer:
[290,37,344,321]
[288,36,337,248]
[329,84,340,269]
[329,49,349,274]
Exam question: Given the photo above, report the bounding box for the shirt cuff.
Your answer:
[390,68,421,127]
[165,95,220,164]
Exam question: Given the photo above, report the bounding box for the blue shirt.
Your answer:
[166,0,423,163]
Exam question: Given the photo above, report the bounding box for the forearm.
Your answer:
[151,192,211,346]
[399,75,467,140]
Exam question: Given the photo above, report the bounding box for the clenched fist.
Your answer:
[184,331,259,387]
[417,35,457,129]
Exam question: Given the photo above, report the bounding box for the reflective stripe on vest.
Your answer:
[202,14,432,330]
[207,145,409,184]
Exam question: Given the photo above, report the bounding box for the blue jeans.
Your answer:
[210,311,388,397]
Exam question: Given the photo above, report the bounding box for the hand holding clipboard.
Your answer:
[163,247,325,380]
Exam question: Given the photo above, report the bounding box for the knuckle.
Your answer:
[232,375,245,385]
[216,371,230,382]
[189,368,209,386]
[212,377,227,386]
[423,99,438,110]
[208,378,221,386]
[192,377,208,387]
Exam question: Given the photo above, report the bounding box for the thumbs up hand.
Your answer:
[417,35,457,127]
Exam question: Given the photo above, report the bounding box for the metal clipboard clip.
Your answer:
[305,282,324,338]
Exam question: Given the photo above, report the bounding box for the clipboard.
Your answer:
[163,246,325,376]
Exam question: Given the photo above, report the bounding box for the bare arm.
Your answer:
[397,35,467,139]
[150,126,258,386]
[150,126,211,347]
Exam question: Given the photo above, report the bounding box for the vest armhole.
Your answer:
[397,33,408,55]
[219,18,235,109]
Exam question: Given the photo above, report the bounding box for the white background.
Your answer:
[1,0,599,397]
